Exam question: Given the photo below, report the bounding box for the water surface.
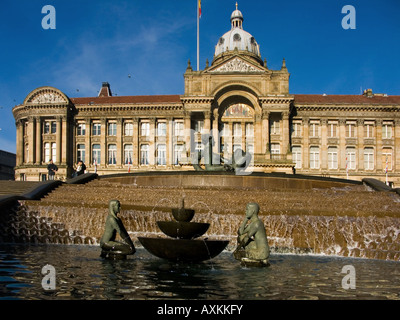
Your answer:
[0,244,399,300]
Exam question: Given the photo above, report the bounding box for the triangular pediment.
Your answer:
[208,56,265,74]
[25,87,69,105]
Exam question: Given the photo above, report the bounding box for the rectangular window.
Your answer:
[364,122,374,138]
[77,123,86,136]
[270,143,280,155]
[310,146,320,169]
[382,148,392,171]
[140,145,149,165]
[44,122,50,134]
[292,146,302,169]
[124,144,133,165]
[346,147,356,170]
[141,122,150,137]
[108,144,117,164]
[174,121,184,137]
[233,123,242,137]
[51,122,57,134]
[221,123,230,137]
[364,148,374,170]
[382,123,393,139]
[77,144,86,163]
[327,122,337,138]
[310,121,320,137]
[44,142,50,163]
[245,123,254,137]
[51,143,57,162]
[270,118,280,135]
[92,144,101,165]
[157,144,166,165]
[194,120,204,134]
[292,121,302,138]
[108,122,117,136]
[174,144,184,165]
[328,147,338,170]
[92,123,101,136]
[346,122,356,138]
[124,123,133,136]
[157,122,167,137]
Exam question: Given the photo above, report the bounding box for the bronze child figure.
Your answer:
[100,200,136,259]
[234,202,270,266]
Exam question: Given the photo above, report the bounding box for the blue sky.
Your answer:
[0,0,399,153]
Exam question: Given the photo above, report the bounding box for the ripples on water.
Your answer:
[0,244,399,300]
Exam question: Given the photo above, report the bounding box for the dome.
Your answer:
[214,4,261,59]
[230,9,243,21]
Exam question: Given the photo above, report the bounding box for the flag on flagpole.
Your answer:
[128,159,131,173]
[198,0,202,18]
[345,156,349,179]
[94,159,97,174]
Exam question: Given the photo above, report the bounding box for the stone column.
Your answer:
[241,122,246,151]
[16,120,24,166]
[56,116,62,165]
[212,109,219,155]
[61,116,68,165]
[376,119,383,171]
[100,118,107,166]
[320,119,328,170]
[261,111,270,155]
[302,117,309,169]
[27,116,35,164]
[132,118,139,168]
[204,111,211,134]
[166,117,173,168]
[395,119,400,172]
[150,118,156,167]
[357,119,365,171]
[117,118,123,167]
[339,118,346,170]
[282,111,290,156]
[35,117,41,165]
[85,118,92,165]
[184,112,192,157]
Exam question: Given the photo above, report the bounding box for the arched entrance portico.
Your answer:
[210,85,263,159]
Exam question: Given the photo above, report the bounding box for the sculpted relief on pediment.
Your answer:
[27,90,68,105]
[210,58,262,73]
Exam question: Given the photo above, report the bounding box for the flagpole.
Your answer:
[197,0,200,71]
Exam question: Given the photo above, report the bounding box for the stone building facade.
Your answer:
[12,6,400,185]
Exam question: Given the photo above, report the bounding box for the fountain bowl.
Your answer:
[157,221,210,239]
[138,237,229,262]
[171,208,195,222]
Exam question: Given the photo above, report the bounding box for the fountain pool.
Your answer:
[0,244,399,300]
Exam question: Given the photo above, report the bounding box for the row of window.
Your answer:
[292,121,394,139]
[76,122,185,138]
[76,121,258,138]
[76,144,185,166]
[292,146,393,170]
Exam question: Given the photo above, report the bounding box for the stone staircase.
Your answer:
[0,181,41,196]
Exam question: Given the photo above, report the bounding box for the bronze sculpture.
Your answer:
[100,200,136,259]
[233,202,270,266]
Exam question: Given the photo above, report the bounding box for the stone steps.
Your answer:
[0,181,41,196]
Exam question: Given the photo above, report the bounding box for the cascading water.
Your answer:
[2,176,399,261]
